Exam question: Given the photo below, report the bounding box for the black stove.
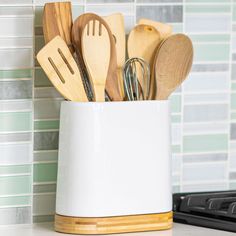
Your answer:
[173,191,236,232]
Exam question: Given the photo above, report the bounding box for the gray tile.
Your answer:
[184,153,228,163]
[33,215,54,223]
[231,123,236,140]
[87,0,133,2]
[192,63,229,72]
[34,131,59,151]
[33,184,56,193]
[232,64,236,81]
[233,53,236,61]
[0,207,31,225]
[0,133,32,143]
[184,104,228,122]
[230,172,236,180]
[136,6,183,23]
[0,80,32,99]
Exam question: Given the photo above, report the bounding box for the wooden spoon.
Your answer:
[128,24,161,98]
[43,2,74,53]
[81,20,110,102]
[154,34,193,100]
[72,13,122,101]
[37,36,88,102]
[103,13,126,99]
[138,18,172,40]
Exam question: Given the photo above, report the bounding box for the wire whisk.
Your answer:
[123,57,150,101]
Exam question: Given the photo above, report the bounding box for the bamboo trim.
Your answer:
[55,212,173,234]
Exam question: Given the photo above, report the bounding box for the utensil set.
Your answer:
[37,2,194,102]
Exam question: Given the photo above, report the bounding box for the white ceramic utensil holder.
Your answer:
[55,100,172,234]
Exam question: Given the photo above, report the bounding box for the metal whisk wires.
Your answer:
[123,57,150,101]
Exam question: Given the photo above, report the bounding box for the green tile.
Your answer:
[232,83,236,91]
[172,145,181,153]
[33,163,57,183]
[34,120,59,130]
[35,68,52,87]
[171,115,181,123]
[0,112,32,132]
[186,0,230,2]
[172,185,180,193]
[231,94,236,109]
[231,112,236,120]
[0,176,31,195]
[190,34,230,43]
[170,95,181,113]
[194,44,230,62]
[186,5,230,13]
[0,196,30,207]
[183,134,228,153]
[233,5,236,21]
[0,69,32,79]
[0,165,31,175]
[33,215,54,223]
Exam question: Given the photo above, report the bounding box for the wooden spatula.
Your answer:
[128,24,161,98]
[154,34,193,100]
[103,13,126,99]
[81,20,110,102]
[37,36,88,102]
[138,18,172,40]
[43,2,74,53]
[72,13,122,101]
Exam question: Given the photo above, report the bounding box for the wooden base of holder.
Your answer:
[55,211,173,234]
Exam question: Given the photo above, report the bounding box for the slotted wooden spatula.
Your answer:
[37,36,88,102]
[81,20,110,102]
[43,2,74,53]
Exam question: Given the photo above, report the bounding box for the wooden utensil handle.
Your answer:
[94,84,105,102]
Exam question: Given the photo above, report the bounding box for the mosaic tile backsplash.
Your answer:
[0,0,235,225]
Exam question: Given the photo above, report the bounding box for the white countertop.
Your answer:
[0,222,235,236]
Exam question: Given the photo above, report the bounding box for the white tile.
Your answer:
[183,122,228,135]
[182,182,228,192]
[0,143,32,164]
[0,48,33,69]
[0,6,33,16]
[183,72,230,92]
[0,100,32,112]
[0,38,33,48]
[185,14,231,33]
[184,93,228,104]
[183,163,227,182]
[0,17,33,37]
[184,104,228,122]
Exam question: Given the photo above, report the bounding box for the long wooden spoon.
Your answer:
[103,13,126,99]
[138,18,172,40]
[43,2,74,53]
[154,34,193,100]
[128,24,161,98]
